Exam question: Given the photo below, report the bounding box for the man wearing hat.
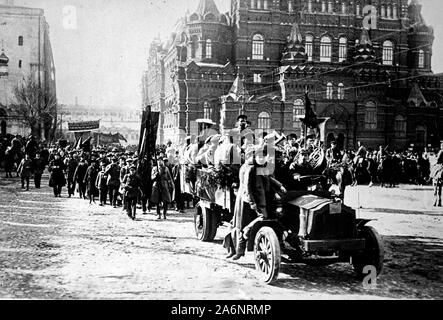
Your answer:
[64,152,78,198]
[121,164,143,219]
[326,140,342,166]
[73,156,89,199]
[106,156,121,208]
[151,157,174,220]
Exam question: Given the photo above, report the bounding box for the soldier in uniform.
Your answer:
[73,156,89,199]
[151,157,174,220]
[48,153,66,197]
[32,153,46,188]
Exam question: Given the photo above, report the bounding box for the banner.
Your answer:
[139,106,159,161]
[68,120,100,131]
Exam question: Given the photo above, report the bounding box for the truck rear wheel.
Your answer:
[352,226,384,279]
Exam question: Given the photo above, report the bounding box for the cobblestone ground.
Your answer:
[0,173,442,300]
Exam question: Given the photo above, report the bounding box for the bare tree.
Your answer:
[12,74,57,140]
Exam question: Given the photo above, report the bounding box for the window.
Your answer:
[191,37,198,58]
[328,0,333,13]
[253,73,262,83]
[293,99,304,129]
[264,0,268,10]
[341,2,347,14]
[320,36,332,62]
[305,35,313,61]
[338,83,345,99]
[393,5,398,19]
[257,0,261,10]
[365,101,377,129]
[203,101,213,120]
[387,5,392,18]
[258,112,271,130]
[308,0,313,12]
[326,82,334,99]
[18,60,22,68]
[322,1,326,12]
[394,115,406,138]
[382,41,394,65]
[288,0,293,12]
[356,3,361,16]
[339,37,347,62]
[18,36,23,46]
[252,34,264,60]
[381,5,386,18]
[205,39,212,59]
[418,50,425,68]
[416,125,427,146]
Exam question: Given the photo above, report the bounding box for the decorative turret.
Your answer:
[281,22,307,66]
[353,28,376,63]
[189,0,220,21]
[407,0,434,71]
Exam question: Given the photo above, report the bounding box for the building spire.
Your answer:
[281,22,307,66]
[195,0,220,17]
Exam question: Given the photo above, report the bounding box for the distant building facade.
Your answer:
[60,104,142,146]
[143,0,443,151]
[0,0,57,138]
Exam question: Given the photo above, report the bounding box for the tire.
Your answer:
[253,227,281,284]
[352,226,384,279]
[194,205,218,242]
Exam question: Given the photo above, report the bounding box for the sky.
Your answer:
[12,0,443,109]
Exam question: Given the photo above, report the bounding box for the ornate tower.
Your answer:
[281,22,307,66]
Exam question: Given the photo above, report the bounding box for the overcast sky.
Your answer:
[13,0,443,109]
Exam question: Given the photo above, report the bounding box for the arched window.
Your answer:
[206,39,212,59]
[264,0,269,10]
[191,37,198,58]
[381,5,386,18]
[338,83,345,99]
[288,0,293,12]
[203,101,213,120]
[328,0,333,13]
[204,13,215,21]
[308,0,313,12]
[416,125,427,146]
[257,0,262,10]
[387,5,392,18]
[418,50,425,68]
[293,99,304,129]
[326,82,334,99]
[250,0,255,9]
[190,13,199,21]
[365,101,377,129]
[341,2,347,14]
[305,35,314,62]
[356,3,361,16]
[339,37,347,62]
[382,40,394,65]
[322,1,326,12]
[393,4,398,19]
[258,112,271,130]
[252,34,264,60]
[18,36,23,46]
[320,36,332,62]
[394,115,406,138]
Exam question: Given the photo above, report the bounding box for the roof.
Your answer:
[195,0,220,17]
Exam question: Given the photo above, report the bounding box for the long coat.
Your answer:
[233,163,283,230]
[150,165,173,204]
[48,158,66,187]
[84,164,99,196]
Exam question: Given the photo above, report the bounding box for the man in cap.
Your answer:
[73,156,89,199]
[64,151,78,198]
[121,164,143,219]
[326,140,342,166]
[106,156,121,208]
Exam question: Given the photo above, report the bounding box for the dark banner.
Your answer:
[139,106,159,161]
[68,120,100,132]
[93,132,127,145]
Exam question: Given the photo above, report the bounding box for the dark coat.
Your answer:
[65,158,79,179]
[150,165,173,204]
[32,158,46,175]
[122,172,142,199]
[48,158,66,187]
[84,164,99,196]
[17,158,33,178]
[105,163,121,187]
[73,162,88,184]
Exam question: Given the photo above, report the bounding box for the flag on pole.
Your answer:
[301,92,318,129]
[74,134,83,150]
[139,106,160,161]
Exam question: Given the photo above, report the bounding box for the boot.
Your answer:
[225,250,236,259]
[232,238,247,261]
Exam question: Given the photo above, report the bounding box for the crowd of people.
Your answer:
[1,117,442,236]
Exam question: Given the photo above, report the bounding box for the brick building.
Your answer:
[0,0,56,138]
[143,0,442,151]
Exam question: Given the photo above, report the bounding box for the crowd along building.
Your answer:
[142,0,442,151]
